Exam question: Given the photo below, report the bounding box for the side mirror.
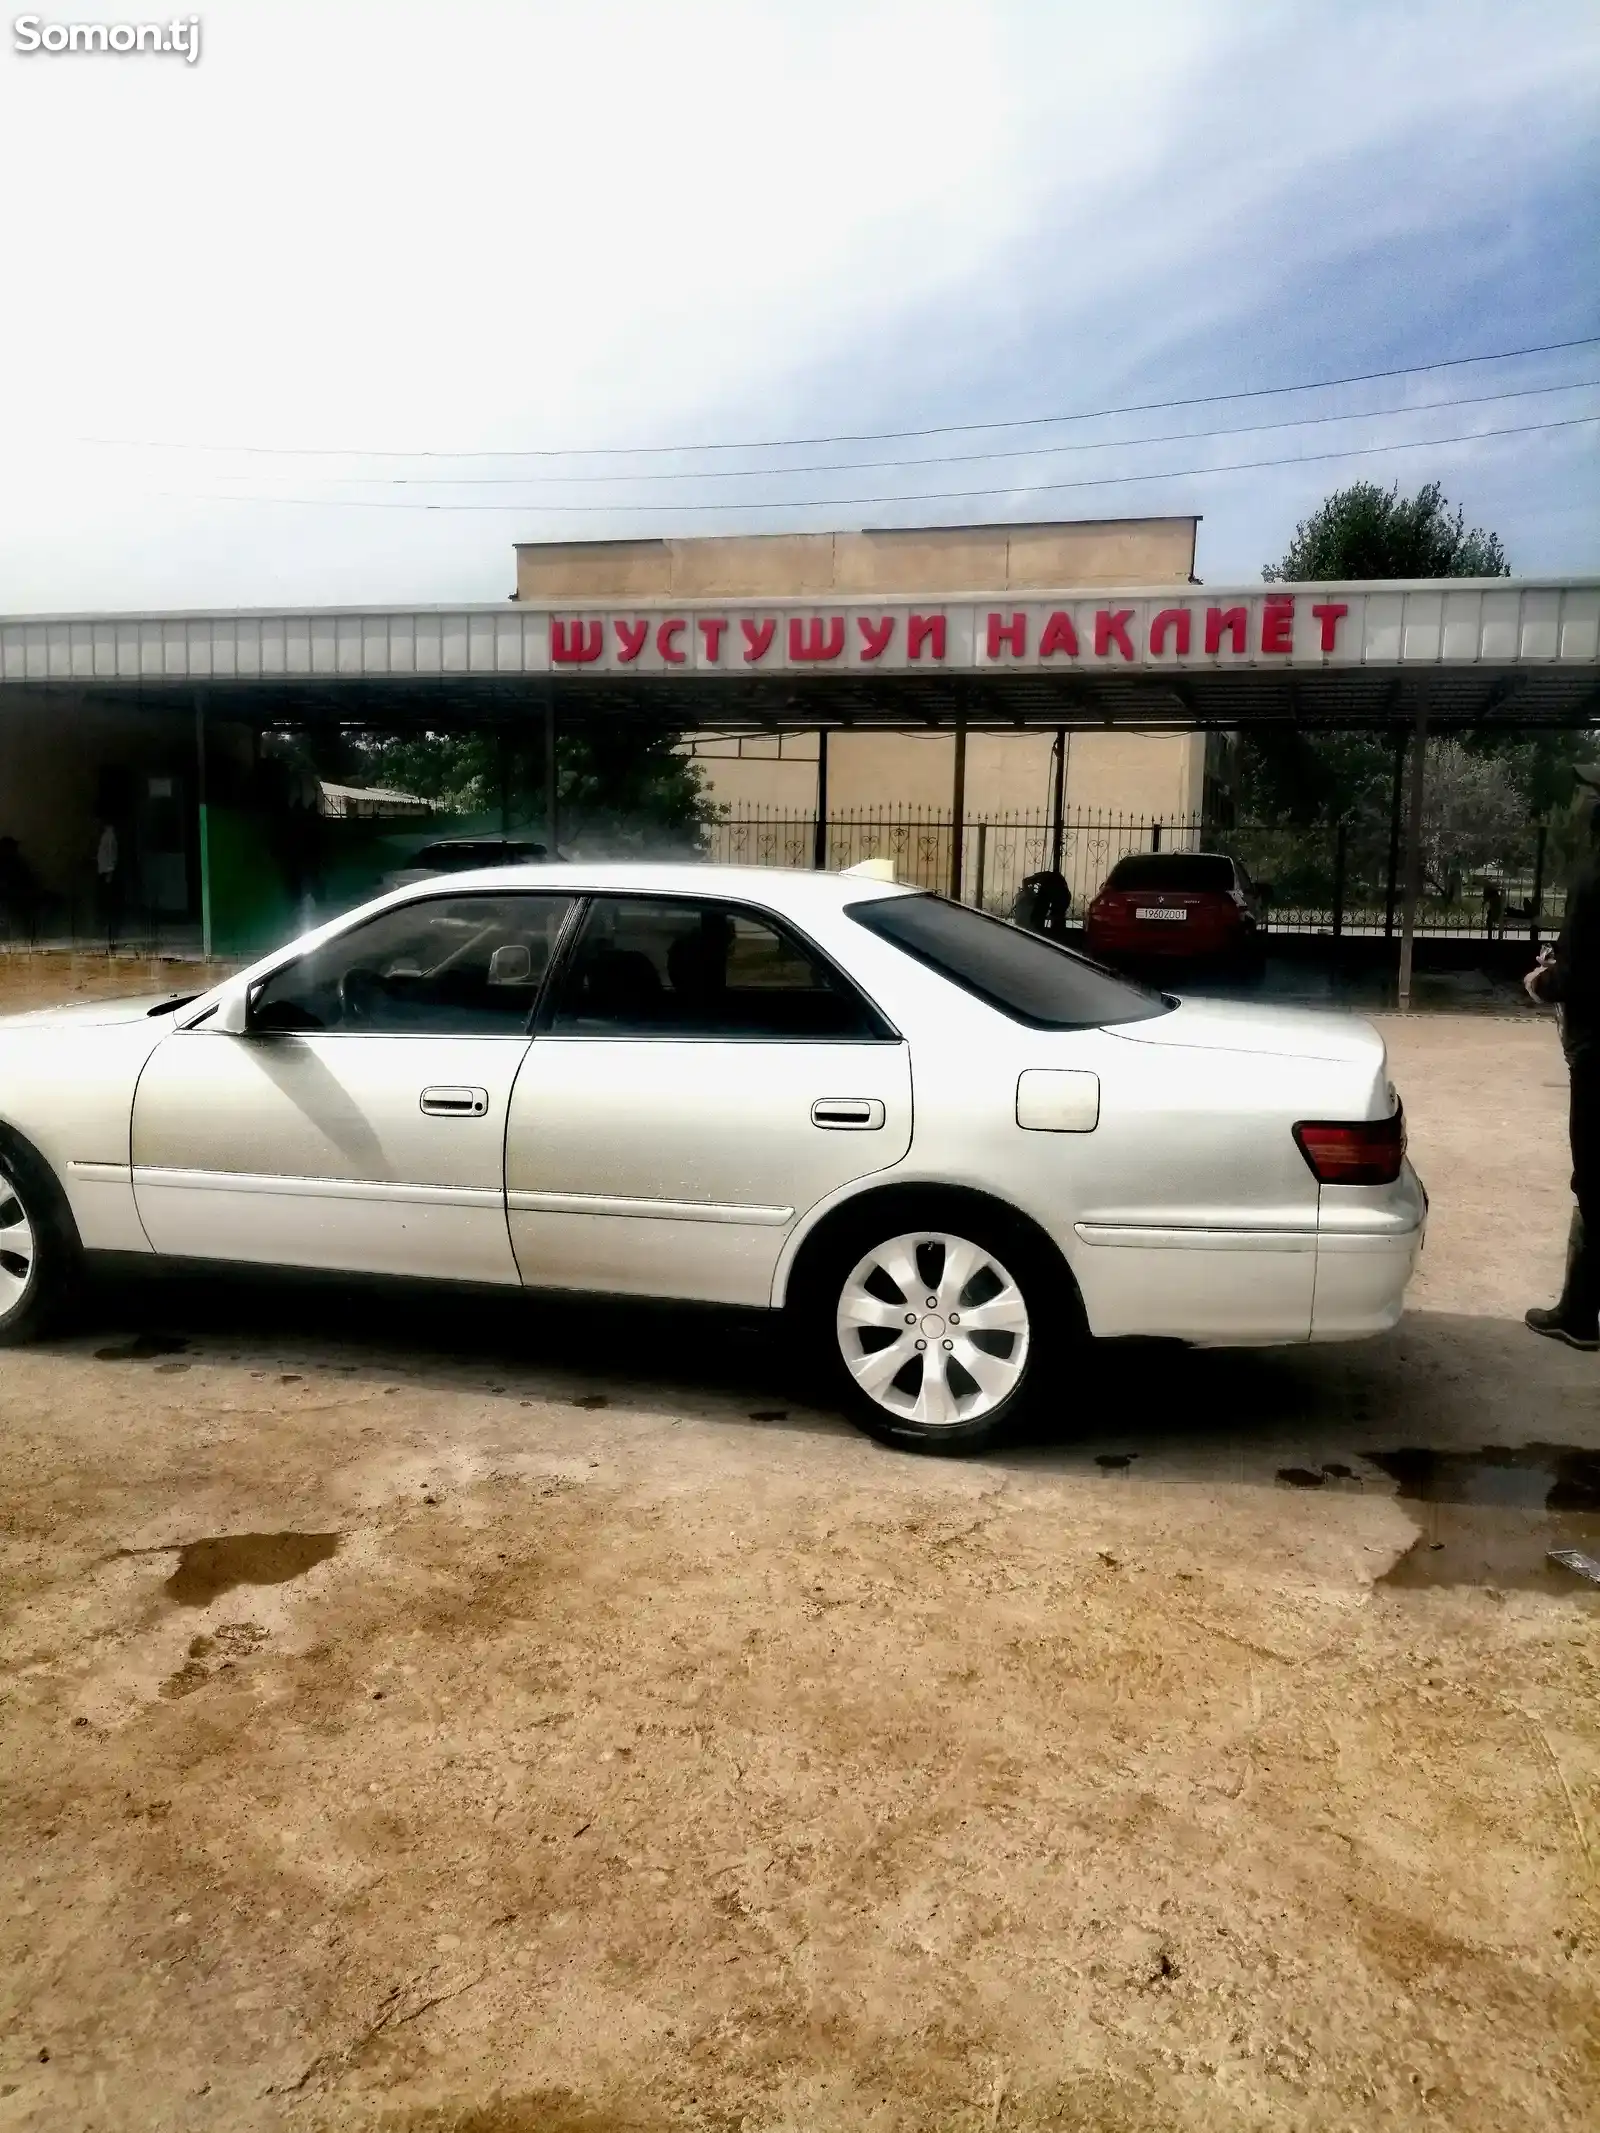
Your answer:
[203,980,255,1035]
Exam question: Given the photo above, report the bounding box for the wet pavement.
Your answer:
[1366,1444,1600,1592]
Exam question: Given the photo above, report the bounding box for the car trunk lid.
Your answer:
[1106,995,1387,1071]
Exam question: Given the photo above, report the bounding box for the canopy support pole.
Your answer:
[1397,691,1430,1009]
[1384,725,1406,938]
[949,708,968,901]
[194,692,212,964]
[1049,726,1067,875]
[543,692,558,855]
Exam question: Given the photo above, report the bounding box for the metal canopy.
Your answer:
[1,580,1596,732]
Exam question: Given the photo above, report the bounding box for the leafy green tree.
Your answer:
[1263,479,1509,583]
[1241,481,1590,847]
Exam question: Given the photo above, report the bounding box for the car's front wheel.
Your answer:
[0,1138,81,1346]
[807,1200,1065,1455]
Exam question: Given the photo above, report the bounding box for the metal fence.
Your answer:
[0,893,207,959]
[4,808,1570,955]
[710,807,1571,941]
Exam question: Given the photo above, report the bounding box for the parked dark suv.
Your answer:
[382,837,556,891]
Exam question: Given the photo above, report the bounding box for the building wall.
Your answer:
[517,519,1207,828]
[686,727,1204,824]
[515,517,1198,602]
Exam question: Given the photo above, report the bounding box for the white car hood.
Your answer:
[1108,994,1385,1067]
[0,995,189,1031]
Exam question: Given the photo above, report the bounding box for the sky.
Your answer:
[0,0,1596,614]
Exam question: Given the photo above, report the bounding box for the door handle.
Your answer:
[811,1097,886,1130]
[420,1086,490,1118]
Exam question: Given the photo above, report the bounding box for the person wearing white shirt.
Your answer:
[95,819,122,950]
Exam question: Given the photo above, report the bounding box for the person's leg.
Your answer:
[1527,1049,1600,1345]
[1567,1052,1600,1325]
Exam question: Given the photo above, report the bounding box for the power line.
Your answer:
[95,334,1600,462]
[323,377,1599,487]
[165,411,1598,515]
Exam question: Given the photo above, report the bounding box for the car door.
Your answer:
[132,891,575,1283]
[505,894,912,1305]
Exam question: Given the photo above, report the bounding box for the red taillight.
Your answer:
[1293,1107,1406,1186]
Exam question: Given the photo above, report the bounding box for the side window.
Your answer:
[547,897,880,1039]
[250,894,573,1036]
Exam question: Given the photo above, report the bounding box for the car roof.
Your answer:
[1110,849,1238,865]
[383,861,919,913]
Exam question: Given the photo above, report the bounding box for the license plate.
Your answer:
[1136,906,1187,921]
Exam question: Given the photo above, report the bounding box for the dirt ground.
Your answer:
[0,953,1596,2132]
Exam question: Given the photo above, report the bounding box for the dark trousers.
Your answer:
[95,873,122,949]
[1562,1046,1600,1324]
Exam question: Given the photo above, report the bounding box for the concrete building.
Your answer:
[513,517,1215,828]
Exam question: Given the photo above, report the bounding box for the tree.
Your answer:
[1241,480,1596,844]
[1263,479,1509,583]
[1419,740,1527,900]
[291,721,719,854]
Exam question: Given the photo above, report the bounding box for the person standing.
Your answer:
[1524,779,1600,1350]
[95,816,122,951]
[1011,869,1072,938]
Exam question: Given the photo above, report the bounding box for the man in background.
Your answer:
[1524,776,1600,1350]
[95,815,122,951]
[1011,869,1072,938]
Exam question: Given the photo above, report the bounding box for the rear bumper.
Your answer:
[1085,922,1250,958]
[1308,1162,1428,1341]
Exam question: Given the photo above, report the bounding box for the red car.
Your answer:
[1084,851,1265,970]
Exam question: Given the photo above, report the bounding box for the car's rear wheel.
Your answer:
[806,1199,1065,1455]
[0,1138,81,1346]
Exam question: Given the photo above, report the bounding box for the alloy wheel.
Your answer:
[835,1229,1031,1430]
[0,1175,37,1322]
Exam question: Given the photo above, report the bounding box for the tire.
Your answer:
[798,1194,1072,1456]
[0,1134,82,1346]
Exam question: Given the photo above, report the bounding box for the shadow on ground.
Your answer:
[65,1266,1600,1598]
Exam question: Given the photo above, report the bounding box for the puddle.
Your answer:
[1277,1462,1361,1490]
[161,1532,340,1606]
[95,1333,189,1361]
[1366,1445,1600,1591]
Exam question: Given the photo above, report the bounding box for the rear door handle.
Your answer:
[811,1098,886,1130]
[420,1086,490,1118]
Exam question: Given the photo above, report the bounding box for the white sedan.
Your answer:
[0,864,1425,1453]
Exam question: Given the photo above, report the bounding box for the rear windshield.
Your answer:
[1106,854,1235,893]
[847,894,1171,1030]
